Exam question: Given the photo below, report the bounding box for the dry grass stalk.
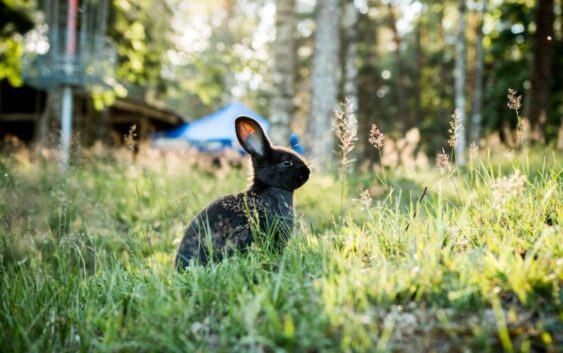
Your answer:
[368,123,385,150]
[405,186,428,231]
[491,169,527,208]
[469,141,479,164]
[507,88,522,112]
[357,189,372,210]
[448,109,463,148]
[333,97,358,171]
[507,88,525,147]
[436,149,450,173]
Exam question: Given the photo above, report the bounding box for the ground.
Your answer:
[0,147,561,353]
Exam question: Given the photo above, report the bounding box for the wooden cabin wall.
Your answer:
[1,82,179,150]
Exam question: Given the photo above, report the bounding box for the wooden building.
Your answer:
[0,80,181,146]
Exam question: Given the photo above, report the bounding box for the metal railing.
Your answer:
[22,32,116,89]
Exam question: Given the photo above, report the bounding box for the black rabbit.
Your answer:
[175,116,310,268]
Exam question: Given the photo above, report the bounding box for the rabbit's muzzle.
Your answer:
[300,166,310,182]
[293,165,310,189]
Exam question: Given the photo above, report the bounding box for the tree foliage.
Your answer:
[1,0,561,148]
[0,0,34,86]
[108,0,175,95]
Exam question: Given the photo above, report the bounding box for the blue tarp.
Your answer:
[156,101,269,151]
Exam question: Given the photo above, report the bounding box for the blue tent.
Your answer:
[156,101,269,151]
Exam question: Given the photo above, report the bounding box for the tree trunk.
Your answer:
[527,0,554,142]
[342,0,359,114]
[413,21,423,126]
[454,0,466,166]
[436,6,449,126]
[470,0,486,145]
[386,3,409,128]
[308,0,341,170]
[357,12,379,166]
[269,0,296,146]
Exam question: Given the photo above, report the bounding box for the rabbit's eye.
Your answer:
[282,160,293,166]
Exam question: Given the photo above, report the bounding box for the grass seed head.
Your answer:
[469,141,479,163]
[507,88,522,112]
[507,89,525,146]
[436,149,450,173]
[448,110,463,148]
[357,188,372,210]
[369,124,385,150]
[333,97,358,169]
[491,169,527,207]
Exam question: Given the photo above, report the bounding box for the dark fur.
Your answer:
[175,117,310,268]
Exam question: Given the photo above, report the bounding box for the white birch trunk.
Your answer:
[309,0,341,170]
[342,0,359,116]
[471,0,486,145]
[269,0,295,145]
[387,3,409,126]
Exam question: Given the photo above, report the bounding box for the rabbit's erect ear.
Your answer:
[235,116,271,158]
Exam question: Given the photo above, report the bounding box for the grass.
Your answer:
[0,147,562,353]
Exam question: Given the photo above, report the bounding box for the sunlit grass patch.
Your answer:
[0,148,561,352]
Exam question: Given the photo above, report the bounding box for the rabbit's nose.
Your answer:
[300,166,310,181]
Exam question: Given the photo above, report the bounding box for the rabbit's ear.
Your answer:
[235,116,271,158]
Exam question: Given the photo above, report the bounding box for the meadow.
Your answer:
[0,145,561,353]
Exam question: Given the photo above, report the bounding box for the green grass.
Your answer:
[0,148,562,353]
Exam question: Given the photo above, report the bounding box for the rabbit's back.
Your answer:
[175,189,294,268]
[175,194,251,267]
